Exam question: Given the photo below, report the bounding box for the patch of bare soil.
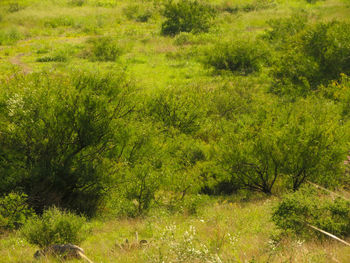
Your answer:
[9,53,32,74]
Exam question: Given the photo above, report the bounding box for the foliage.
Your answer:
[263,11,308,47]
[204,39,270,75]
[0,71,135,216]
[153,224,222,262]
[220,97,345,194]
[123,4,153,22]
[8,2,23,13]
[161,0,215,36]
[100,121,165,217]
[272,186,350,238]
[21,207,88,248]
[147,86,205,135]
[36,52,68,62]
[0,28,22,45]
[0,193,34,231]
[271,20,350,97]
[87,36,123,62]
[69,0,86,7]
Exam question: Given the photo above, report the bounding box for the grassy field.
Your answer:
[1,196,350,262]
[1,0,350,262]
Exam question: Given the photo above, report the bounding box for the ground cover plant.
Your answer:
[1,0,350,262]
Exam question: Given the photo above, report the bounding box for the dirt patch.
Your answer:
[9,53,32,74]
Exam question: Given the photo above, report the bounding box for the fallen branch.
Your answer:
[307,224,350,247]
[306,181,350,202]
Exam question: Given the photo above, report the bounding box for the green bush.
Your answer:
[161,0,215,36]
[0,193,34,231]
[241,0,276,12]
[263,12,308,47]
[220,97,345,194]
[0,70,135,215]
[270,20,350,97]
[0,28,22,45]
[69,0,86,6]
[204,40,269,75]
[272,187,350,238]
[36,53,68,62]
[88,36,123,61]
[147,87,205,134]
[44,16,75,28]
[8,2,22,13]
[123,4,153,22]
[21,207,88,248]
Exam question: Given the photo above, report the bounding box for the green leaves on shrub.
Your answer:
[220,97,345,194]
[204,40,270,75]
[0,71,135,215]
[147,87,205,135]
[263,12,308,47]
[87,36,123,62]
[273,187,350,238]
[0,28,22,45]
[21,207,88,248]
[270,20,350,97]
[0,193,34,231]
[161,0,215,36]
[123,4,153,22]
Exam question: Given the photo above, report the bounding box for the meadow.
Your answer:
[1,0,350,262]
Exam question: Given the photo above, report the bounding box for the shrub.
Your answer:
[123,4,153,22]
[69,0,86,6]
[161,0,215,36]
[270,20,350,97]
[0,70,135,215]
[220,97,345,194]
[272,186,350,238]
[241,0,276,12]
[0,193,34,231]
[8,2,22,13]
[0,28,22,45]
[263,12,308,47]
[204,39,269,75]
[44,16,75,28]
[147,87,205,134]
[36,52,68,62]
[21,207,88,248]
[173,32,193,46]
[88,36,123,61]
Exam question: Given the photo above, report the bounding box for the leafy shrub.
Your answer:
[220,97,345,194]
[173,32,193,46]
[271,20,350,97]
[204,40,269,75]
[263,12,308,47]
[69,0,86,6]
[147,87,204,134]
[0,70,135,215]
[8,2,22,13]
[0,28,22,45]
[36,53,68,62]
[0,193,34,231]
[44,16,75,28]
[161,0,215,36]
[123,4,153,22]
[272,187,350,238]
[21,207,88,248]
[241,0,276,12]
[88,36,123,61]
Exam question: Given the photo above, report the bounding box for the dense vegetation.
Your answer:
[1,0,350,262]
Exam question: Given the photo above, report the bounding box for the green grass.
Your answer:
[1,0,350,262]
[1,198,349,262]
